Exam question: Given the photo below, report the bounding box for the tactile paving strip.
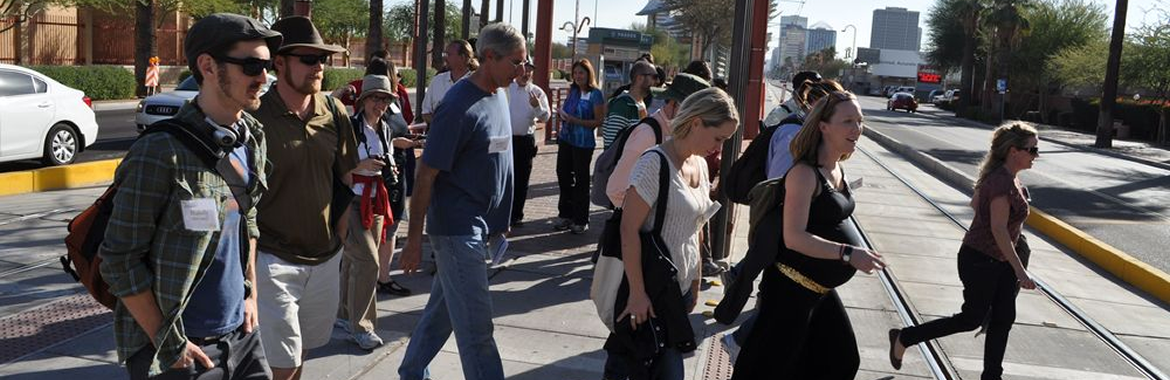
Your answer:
[703,334,734,380]
[0,294,111,364]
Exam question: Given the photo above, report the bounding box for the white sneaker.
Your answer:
[350,331,384,350]
[721,333,741,363]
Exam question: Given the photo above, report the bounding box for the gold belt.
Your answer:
[775,263,830,294]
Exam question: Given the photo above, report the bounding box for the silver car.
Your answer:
[136,74,276,131]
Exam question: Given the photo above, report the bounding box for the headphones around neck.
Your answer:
[204,117,244,149]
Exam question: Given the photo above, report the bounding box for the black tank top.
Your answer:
[777,166,860,288]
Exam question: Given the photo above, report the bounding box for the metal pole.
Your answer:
[711,0,757,264]
[573,0,579,59]
[521,0,530,37]
[842,24,856,59]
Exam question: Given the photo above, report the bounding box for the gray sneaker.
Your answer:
[350,331,384,350]
[553,218,573,231]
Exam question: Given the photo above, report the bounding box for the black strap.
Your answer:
[645,149,671,234]
[145,120,252,211]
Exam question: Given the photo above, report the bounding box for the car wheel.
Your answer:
[43,123,79,166]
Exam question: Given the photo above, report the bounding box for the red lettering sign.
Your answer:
[918,72,941,84]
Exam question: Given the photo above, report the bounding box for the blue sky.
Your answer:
[388,0,1167,57]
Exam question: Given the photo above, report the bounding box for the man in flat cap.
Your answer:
[250,16,359,380]
[100,13,279,379]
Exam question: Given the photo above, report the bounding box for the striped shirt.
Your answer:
[99,103,267,376]
[601,92,646,149]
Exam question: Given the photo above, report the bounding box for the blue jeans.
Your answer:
[398,233,504,380]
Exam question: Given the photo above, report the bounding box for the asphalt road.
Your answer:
[0,108,138,173]
[856,95,1170,275]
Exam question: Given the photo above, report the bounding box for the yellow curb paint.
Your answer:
[0,159,120,197]
[705,300,720,307]
[1027,207,1170,305]
[0,171,36,196]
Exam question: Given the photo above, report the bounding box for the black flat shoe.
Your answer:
[889,328,903,370]
[378,280,412,296]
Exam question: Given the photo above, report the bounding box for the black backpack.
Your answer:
[722,114,802,204]
[590,117,662,209]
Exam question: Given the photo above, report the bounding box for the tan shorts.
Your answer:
[256,250,341,368]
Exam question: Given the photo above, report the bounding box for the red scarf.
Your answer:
[353,174,393,243]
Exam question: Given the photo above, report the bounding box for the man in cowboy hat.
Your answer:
[251,16,359,380]
[100,13,279,379]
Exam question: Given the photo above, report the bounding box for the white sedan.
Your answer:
[136,74,276,131]
[0,64,99,166]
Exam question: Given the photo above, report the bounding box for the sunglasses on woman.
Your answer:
[1021,146,1040,156]
[212,55,271,77]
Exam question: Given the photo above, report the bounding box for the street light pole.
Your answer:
[841,24,856,59]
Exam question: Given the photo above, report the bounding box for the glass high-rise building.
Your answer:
[869,7,921,51]
[806,22,837,55]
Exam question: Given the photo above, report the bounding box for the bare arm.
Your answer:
[988,196,1035,289]
[782,165,885,273]
[399,161,439,274]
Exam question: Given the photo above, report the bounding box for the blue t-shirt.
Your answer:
[182,139,248,337]
[558,86,604,149]
[423,79,514,237]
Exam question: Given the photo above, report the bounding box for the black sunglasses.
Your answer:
[1021,146,1040,156]
[283,53,330,66]
[212,55,270,77]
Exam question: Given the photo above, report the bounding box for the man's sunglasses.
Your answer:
[212,55,270,77]
[283,53,330,66]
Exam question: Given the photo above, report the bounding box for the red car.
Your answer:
[887,92,918,113]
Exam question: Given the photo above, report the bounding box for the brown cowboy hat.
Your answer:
[271,16,345,54]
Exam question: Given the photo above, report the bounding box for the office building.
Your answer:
[870,7,921,51]
[806,22,837,55]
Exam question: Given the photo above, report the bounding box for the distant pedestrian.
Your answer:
[763,70,822,127]
[396,22,527,380]
[732,90,886,379]
[681,60,712,82]
[251,16,357,380]
[507,59,551,227]
[99,13,279,379]
[334,74,415,352]
[421,40,477,124]
[555,59,606,234]
[890,124,1040,379]
[602,60,656,149]
[609,87,739,379]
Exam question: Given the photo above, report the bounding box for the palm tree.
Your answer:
[955,0,988,116]
[367,0,384,59]
[982,0,1031,118]
[433,0,446,70]
[1096,0,1128,148]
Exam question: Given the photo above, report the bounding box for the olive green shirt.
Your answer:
[253,88,359,265]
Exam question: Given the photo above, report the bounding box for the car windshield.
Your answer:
[176,77,199,91]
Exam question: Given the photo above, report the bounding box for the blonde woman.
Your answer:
[732,90,885,379]
[890,124,1039,380]
[610,88,738,379]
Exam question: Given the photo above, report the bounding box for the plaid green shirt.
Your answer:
[98,102,268,376]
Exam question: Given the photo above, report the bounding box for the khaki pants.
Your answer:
[339,201,384,334]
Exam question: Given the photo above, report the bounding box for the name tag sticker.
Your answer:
[181,198,219,231]
[488,135,510,153]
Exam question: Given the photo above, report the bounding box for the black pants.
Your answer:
[900,246,1020,380]
[128,328,269,380]
[512,135,538,223]
[732,266,859,380]
[556,141,593,226]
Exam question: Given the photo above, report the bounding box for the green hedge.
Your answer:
[30,65,135,100]
[1070,98,1167,140]
[324,67,436,90]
